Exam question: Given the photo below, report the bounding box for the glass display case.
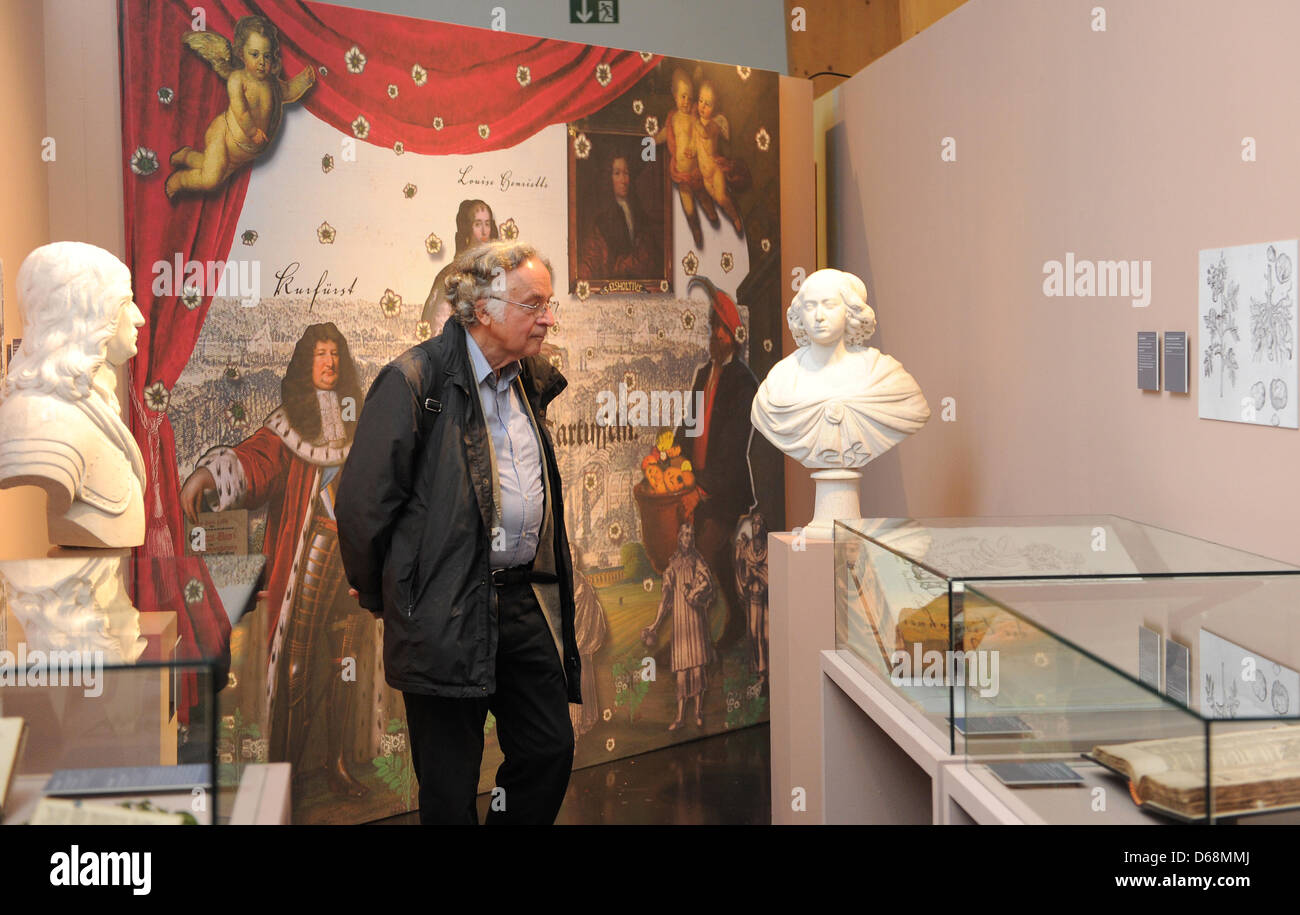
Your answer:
[0,550,263,825]
[833,516,1300,759]
[958,574,1300,824]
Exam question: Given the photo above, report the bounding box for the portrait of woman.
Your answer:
[420,199,499,329]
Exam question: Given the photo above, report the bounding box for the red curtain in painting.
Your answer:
[119,0,660,614]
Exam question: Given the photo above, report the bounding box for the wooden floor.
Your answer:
[369,722,772,825]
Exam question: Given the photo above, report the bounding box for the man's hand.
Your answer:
[179,467,216,523]
[349,587,382,619]
[680,487,703,521]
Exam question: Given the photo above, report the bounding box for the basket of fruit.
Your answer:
[632,431,700,573]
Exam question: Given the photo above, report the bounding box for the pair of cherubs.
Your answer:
[166,15,316,200]
[655,68,748,247]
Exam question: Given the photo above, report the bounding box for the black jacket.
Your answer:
[336,319,581,702]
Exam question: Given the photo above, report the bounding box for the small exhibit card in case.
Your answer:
[951,716,1032,737]
[1164,638,1190,706]
[987,761,1084,788]
[1138,625,1161,690]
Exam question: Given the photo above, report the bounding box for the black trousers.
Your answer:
[402,582,574,824]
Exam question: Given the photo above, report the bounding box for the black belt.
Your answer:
[491,565,559,587]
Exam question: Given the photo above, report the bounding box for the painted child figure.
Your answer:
[654,68,716,248]
[692,80,750,236]
[642,522,718,731]
[166,15,316,199]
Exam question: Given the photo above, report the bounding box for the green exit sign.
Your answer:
[570,0,618,23]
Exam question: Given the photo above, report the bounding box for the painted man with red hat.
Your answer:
[675,275,758,644]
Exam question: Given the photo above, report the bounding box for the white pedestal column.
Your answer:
[801,469,862,538]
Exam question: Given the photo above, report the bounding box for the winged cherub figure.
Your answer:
[165,15,316,199]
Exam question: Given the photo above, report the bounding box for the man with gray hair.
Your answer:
[337,240,581,824]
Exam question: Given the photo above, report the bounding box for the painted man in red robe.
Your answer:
[675,276,758,647]
[180,322,370,797]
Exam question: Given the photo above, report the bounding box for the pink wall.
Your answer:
[781,76,817,527]
[0,0,124,559]
[0,0,52,559]
[822,0,1300,563]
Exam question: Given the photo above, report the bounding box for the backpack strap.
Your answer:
[415,340,444,442]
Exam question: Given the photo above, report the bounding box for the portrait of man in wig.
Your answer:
[180,322,375,798]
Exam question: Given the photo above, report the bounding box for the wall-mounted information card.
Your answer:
[1138,331,1160,391]
[1164,331,1189,393]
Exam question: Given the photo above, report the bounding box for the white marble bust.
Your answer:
[1,552,145,664]
[751,268,930,533]
[0,243,147,548]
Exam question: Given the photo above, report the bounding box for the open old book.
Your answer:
[1092,726,1300,818]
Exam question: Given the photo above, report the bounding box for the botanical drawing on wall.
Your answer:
[1199,240,1298,428]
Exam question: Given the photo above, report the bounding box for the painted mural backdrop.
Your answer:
[121,0,783,823]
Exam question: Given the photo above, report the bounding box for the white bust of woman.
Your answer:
[751,269,929,533]
[0,242,147,548]
[752,268,930,468]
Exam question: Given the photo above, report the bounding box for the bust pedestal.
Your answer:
[767,531,835,824]
[805,469,862,537]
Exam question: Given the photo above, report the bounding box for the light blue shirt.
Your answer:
[464,331,544,569]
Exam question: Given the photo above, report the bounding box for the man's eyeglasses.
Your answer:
[493,296,561,317]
